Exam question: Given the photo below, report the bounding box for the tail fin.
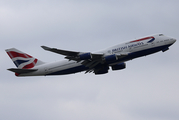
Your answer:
[5,48,45,69]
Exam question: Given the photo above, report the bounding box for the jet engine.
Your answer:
[94,66,109,75]
[104,54,118,62]
[79,52,92,60]
[111,63,126,70]
[162,47,169,52]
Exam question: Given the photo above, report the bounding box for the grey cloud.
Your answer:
[1,0,179,120]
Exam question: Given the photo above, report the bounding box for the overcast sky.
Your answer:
[1,0,179,120]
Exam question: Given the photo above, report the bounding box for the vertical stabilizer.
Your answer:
[5,48,45,69]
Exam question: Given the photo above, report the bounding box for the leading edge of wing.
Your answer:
[41,46,79,56]
[41,46,104,59]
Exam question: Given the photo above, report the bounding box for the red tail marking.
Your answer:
[14,59,38,76]
[22,59,38,69]
[7,51,32,59]
[15,73,20,76]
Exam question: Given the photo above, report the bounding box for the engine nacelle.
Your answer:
[79,52,92,60]
[94,66,109,75]
[104,54,118,62]
[111,63,126,70]
[162,47,169,52]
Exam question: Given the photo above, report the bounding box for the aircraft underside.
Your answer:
[46,44,172,75]
[5,34,176,76]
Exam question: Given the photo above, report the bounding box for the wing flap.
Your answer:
[7,68,38,74]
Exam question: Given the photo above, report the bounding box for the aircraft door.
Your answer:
[152,42,155,47]
[128,44,134,52]
[164,39,170,45]
[150,41,155,46]
[147,41,155,48]
[44,68,48,74]
[45,67,54,75]
[129,46,133,52]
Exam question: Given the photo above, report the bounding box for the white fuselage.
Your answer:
[19,34,176,76]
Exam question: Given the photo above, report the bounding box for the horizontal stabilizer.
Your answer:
[7,68,38,74]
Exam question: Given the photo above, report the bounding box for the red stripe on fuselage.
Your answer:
[130,36,154,43]
[7,51,32,59]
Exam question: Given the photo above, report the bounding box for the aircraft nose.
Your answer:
[172,38,176,43]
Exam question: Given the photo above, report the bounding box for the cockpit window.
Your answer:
[159,34,164,36]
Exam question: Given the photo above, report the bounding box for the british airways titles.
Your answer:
[112,42,144,53]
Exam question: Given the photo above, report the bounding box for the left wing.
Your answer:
[41,46,80,57]
[41,46,128,74]
[41,46,103,61]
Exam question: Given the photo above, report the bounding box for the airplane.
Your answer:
[6,34,176,77]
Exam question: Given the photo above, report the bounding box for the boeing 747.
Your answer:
[6,34,176,76]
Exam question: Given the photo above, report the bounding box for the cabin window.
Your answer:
[159,34,164,36]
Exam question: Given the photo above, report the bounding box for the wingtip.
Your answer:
[41,46,49,50]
